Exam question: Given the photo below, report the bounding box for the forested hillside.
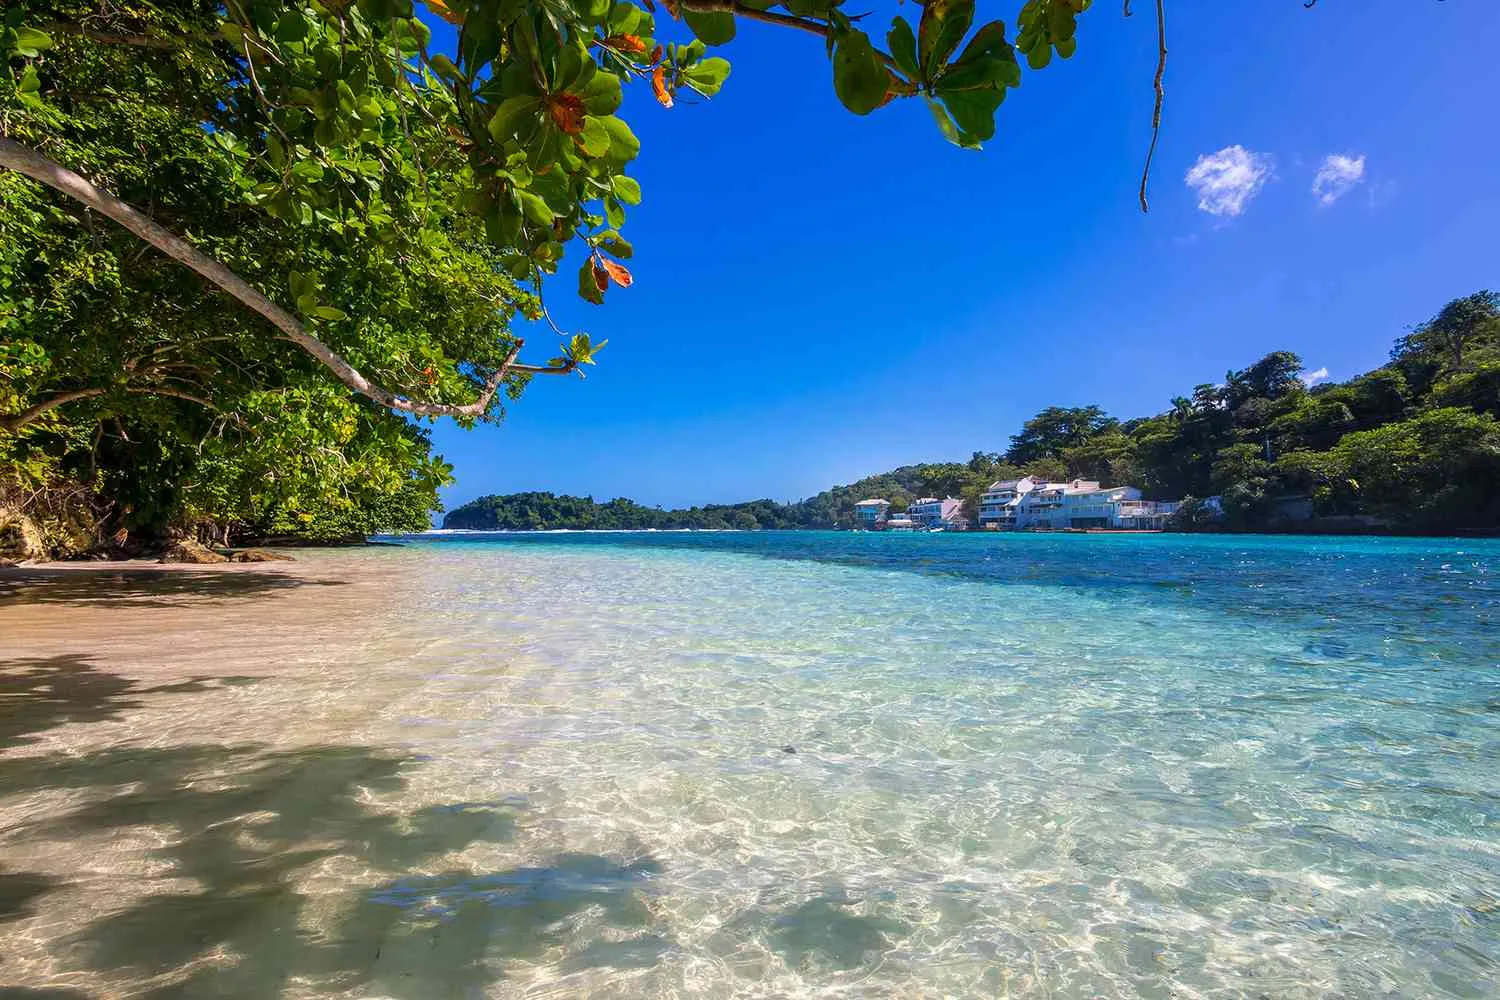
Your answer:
[445,290,1500,534]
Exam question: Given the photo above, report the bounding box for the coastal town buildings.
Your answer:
[852,480,1183,532]
[976,477,1181,530]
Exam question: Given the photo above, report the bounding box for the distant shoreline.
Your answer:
[407,526,1500,540]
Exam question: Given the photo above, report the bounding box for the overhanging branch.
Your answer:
[0,388,109,433]
[676,0,905,74]
[0,385,220,434]
[0,136,573,420]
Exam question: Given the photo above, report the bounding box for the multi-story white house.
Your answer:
[979,477,1180,530]
[908,497,968,530]
[853,498,891,528]
[977,477,1038,529]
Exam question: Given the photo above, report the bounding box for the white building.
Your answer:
[853,498,891,528]
[977,477,1037,529]
[908,497,968,530]
[978,477,1180,530]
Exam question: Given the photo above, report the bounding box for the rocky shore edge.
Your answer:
[0,506,299,567]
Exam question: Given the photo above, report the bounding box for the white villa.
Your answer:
[977,477,1180,530]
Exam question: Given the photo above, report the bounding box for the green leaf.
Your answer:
[605,194,625,229]
[581,71,623,115]
[599,235,634,259]
[887,17,920,80]
[1026,43,1052,70]
[937,47,1018,92]
[577,116,611,158]
[832,30,890,116]
[955,19,1011,67]
[291,159,326,182]
[681,8,736,46]
[10,26,52,58]
[427,53,461,83]
[918,0,973,78]
[682,56,731,97]
[287,270,318,302]
[460,13,502,70]
[607,3,647,35]
[485,201,522,247]
[784,0,832,16]
[488,96,541,144]
[925,95,981,150]
[936,85,1002,140]
[274,12,308,43]
[17,64,40,94]
[601,115,640,163]
[612,175,642,206]
[579,259,605,304]
[516,189,554,226]
[311,305,348,321]
[1047,0,1079,42]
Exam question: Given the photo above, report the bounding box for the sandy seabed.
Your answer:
[1,556,565,1000]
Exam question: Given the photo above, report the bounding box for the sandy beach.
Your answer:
[1,556,565,999]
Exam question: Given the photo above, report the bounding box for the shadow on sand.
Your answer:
[0,566,345,610]
[0,655,262,750]
[0,654,668,998]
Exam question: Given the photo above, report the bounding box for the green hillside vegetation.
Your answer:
[445,290,1500,534]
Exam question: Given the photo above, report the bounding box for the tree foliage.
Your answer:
[1,0,1102,552]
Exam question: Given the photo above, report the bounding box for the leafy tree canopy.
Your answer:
[1,0,1114,552]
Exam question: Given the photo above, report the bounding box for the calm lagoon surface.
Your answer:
[1,531,1498,998]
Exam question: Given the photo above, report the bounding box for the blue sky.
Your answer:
[426,1,1500,510]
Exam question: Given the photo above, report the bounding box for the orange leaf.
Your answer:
[591,259,610,292]
[599,257,633,288]
[546,94,586,135]
[423,0,465,25]
[651,65,674,108]
[650,44,664,63]
[604,34,649,56]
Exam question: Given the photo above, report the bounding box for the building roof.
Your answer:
[854,498,891,507]
[984,477,1036,492]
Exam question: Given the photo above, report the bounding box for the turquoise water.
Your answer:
[3,530,1499,997]
[369,530,1500,998]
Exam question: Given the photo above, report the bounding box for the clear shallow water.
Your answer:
[2,531,1498,998]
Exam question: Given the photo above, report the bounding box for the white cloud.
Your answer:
[1312,154,1366,206]
[1301,366,1330,387]
[1184,145,1274,217]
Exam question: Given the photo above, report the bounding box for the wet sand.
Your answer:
[1,556,635,1000]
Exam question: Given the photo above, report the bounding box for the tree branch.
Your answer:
[676,0,904,74]
[0,137,572,419]
[0,388,108,433]
[0,385,219,433]
[39,21,197,50]
[1138,0,1167,213]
